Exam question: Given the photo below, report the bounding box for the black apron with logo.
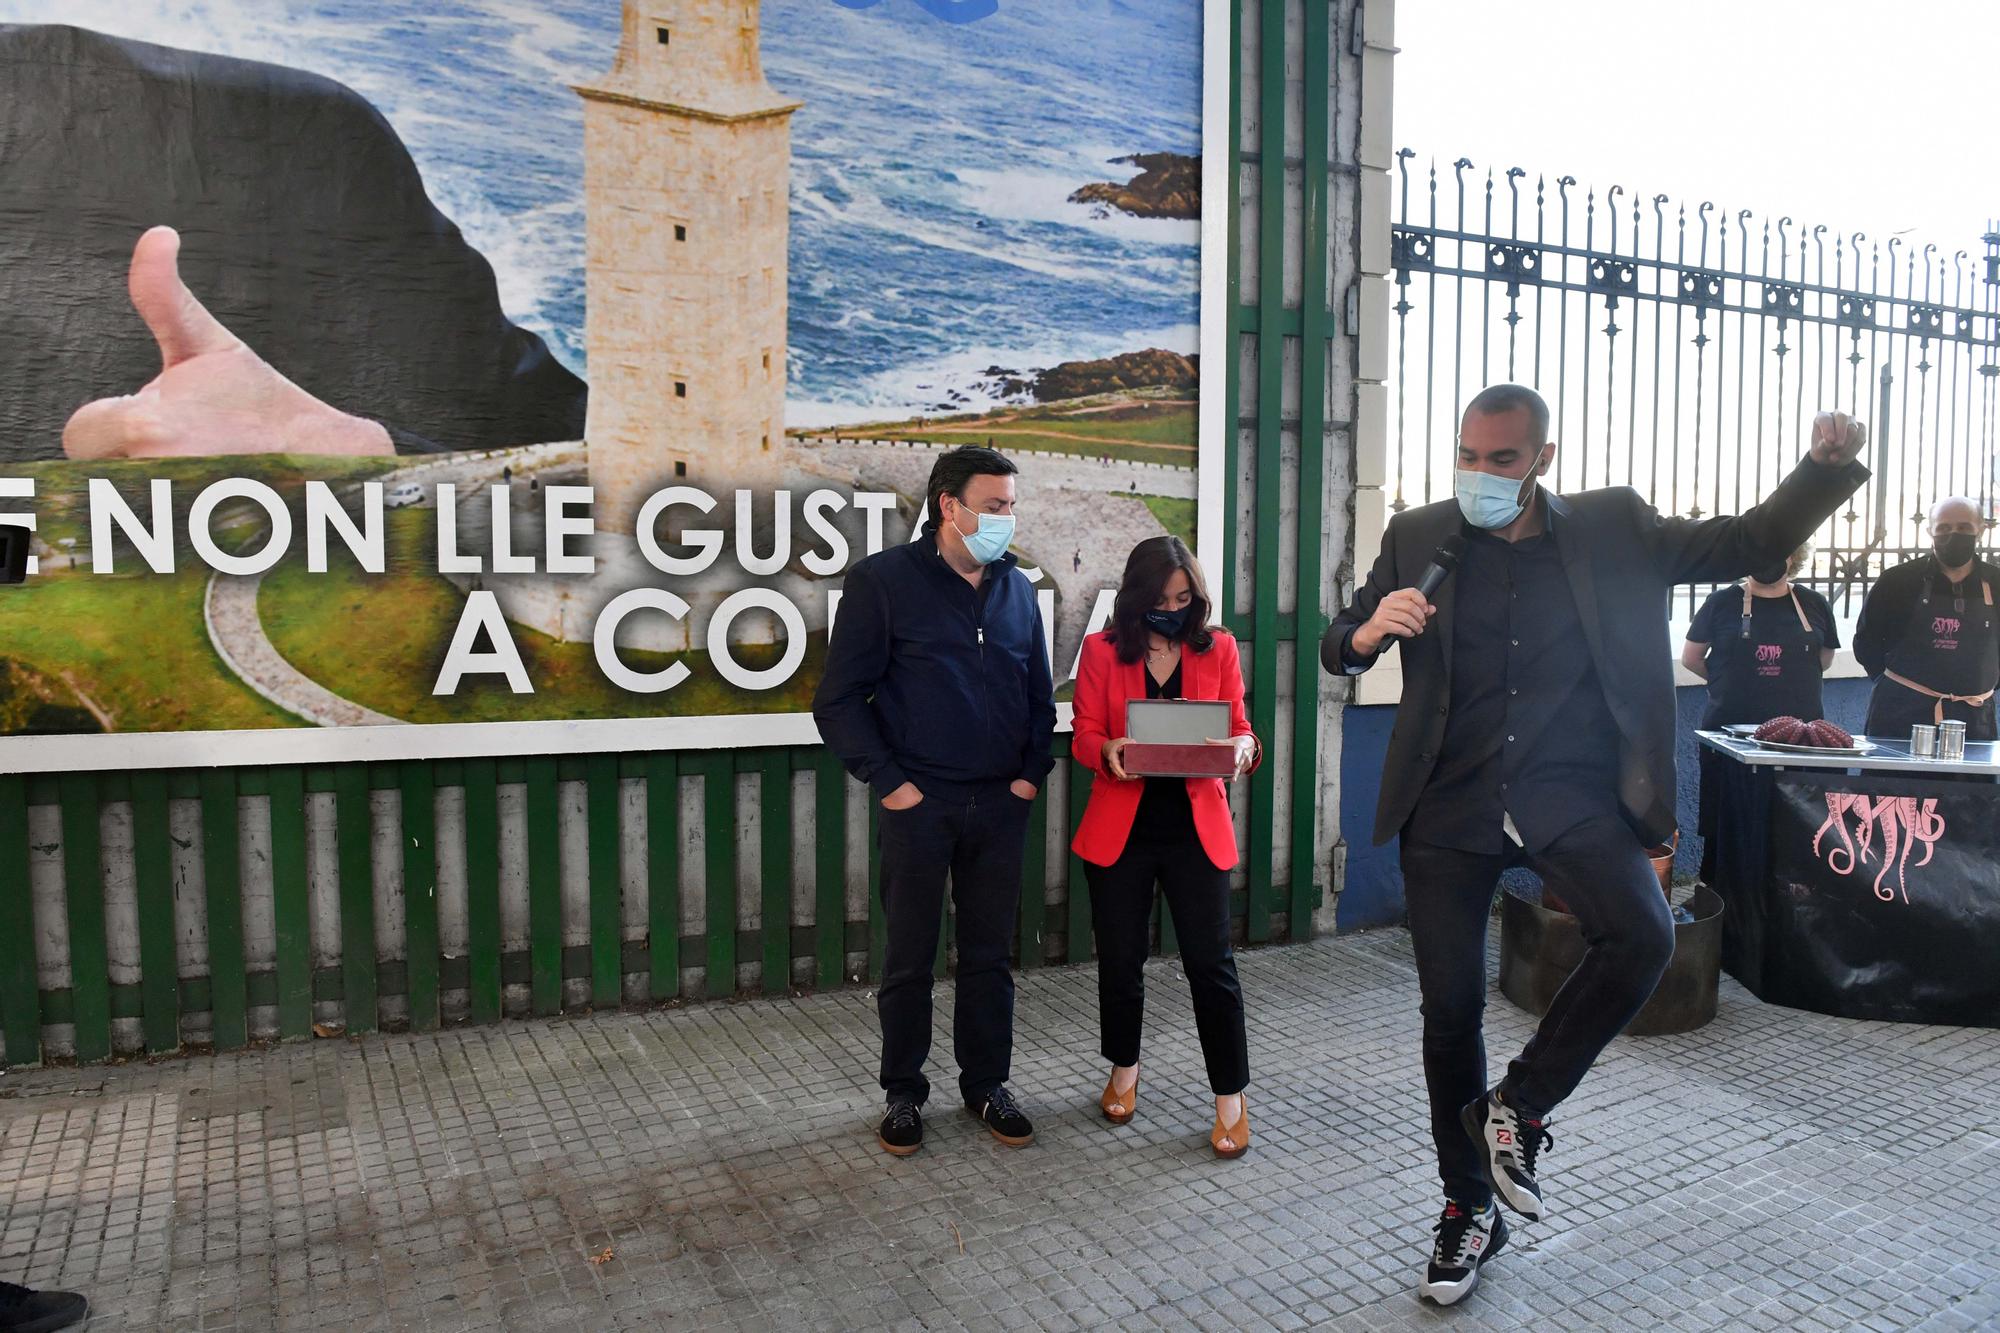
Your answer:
[1700,586,1825,729]
[1864,570,1999,741]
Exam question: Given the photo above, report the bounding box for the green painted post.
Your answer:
[1019,785,1048,969]
[760,751,793,993]
[1244,0,1289,944]
[813,754,848,987]
[267,766,313,1040]
[1291,0,1334,941]
[1220,0,1247,625]
[401,761,440,1031]
[332,765,374,1035]
[131,771,181,1053]
[1065,768,1093,963]
[867,801,884,983]
[463,758,504,1023]
[0,775,38,1065]
[199,769,249,1050]
[702,756,737,997]
[586,753,623,1008]
[645,753,681,1000]
[59,774,111,1062]
[524,756,562,1015]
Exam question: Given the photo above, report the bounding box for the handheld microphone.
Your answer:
[1413,533,1465,601]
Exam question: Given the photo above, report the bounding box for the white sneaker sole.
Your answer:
[1420,1270,1480,1306]
[1419,1212,1508,1306]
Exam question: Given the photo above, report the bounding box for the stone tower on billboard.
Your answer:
[576,1,802,535]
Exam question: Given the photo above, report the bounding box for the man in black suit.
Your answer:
[1323,383,1868,1306]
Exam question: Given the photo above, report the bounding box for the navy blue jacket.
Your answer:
[813,531,1057,801]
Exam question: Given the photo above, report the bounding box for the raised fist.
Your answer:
[1808,411,1867,467]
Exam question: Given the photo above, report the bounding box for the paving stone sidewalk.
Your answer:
[3,928,1995,1331]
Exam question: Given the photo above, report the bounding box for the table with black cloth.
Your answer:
[1697,732,2000,1027]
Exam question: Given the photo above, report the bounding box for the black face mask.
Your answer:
[1750,563,1788,585]
[1144,606,1193,640]
[1935,532,1979,570]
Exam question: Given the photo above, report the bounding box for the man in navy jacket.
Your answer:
[813,446,1056,1156]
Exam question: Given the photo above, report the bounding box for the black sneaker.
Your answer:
[965,1085,1034,1147]
[1419,1199,1508,1306]
[878,1099,923,1156]
[1461,1089,1554,1221]
[0,1281,89,1333]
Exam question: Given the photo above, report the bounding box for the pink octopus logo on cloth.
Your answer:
[1755,643,1783,676]
[1812,793,1946,904]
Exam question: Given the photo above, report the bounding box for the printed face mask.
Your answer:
[1145,605,1192,639]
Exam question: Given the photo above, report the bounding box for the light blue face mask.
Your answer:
[1454,450,1547,529]
[950,505,1016,564]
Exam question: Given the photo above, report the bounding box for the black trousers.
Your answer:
[1085,829,1249,1096]
[876,787,1031,1107]
[1400,814,1674,1207]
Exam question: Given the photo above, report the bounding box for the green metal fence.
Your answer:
[0,0,1352,1067]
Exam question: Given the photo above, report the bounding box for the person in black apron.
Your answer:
[1682,542,1839,729]
[1683,543,1840,878]
[1854,497,1999,741]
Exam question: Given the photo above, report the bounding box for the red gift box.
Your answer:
[1122,742,1239,778]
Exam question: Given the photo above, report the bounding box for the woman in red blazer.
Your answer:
[1071,536,1262,1157]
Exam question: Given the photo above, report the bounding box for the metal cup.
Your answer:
[1939,719,1967,762]
[1910,724,1938,759]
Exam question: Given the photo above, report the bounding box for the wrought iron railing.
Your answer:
[1389,151,2000,619]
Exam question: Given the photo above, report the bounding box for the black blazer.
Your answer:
[1324,457,1869,847]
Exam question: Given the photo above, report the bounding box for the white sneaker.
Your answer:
[1420,1199,1508,1306]
[1461,1089,1553,1221]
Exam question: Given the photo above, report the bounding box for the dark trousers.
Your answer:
[1085,831,1249,1096]
[876,787,1031,1107]
[1400,813,1674,1206]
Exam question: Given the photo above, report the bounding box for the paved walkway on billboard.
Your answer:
[203,570,405,727]
[805,437,1194,663]
[201,443,585,728]
[3,929,1994,1332]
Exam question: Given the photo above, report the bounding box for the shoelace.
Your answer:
[985,1087,1022,1121]
[1492,1098,1555,1174]
[885,1103,920,1132]
[1518,1119,1554,1174]
[1431,1204,1483,1268]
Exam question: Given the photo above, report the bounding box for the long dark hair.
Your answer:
[1109,535,1216,663]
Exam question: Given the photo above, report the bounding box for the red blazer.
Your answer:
[1070,628,1261,871]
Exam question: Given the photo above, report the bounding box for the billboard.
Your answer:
[0,0,1223,769]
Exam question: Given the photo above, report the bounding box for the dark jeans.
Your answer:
[1085,831,1248,1096]
[1401,813,1674,1206]
[876,785,1032,1107]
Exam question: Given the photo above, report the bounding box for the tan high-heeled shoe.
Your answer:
[1100,1068,1139,1125]
[1211,1097,1250,1159]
